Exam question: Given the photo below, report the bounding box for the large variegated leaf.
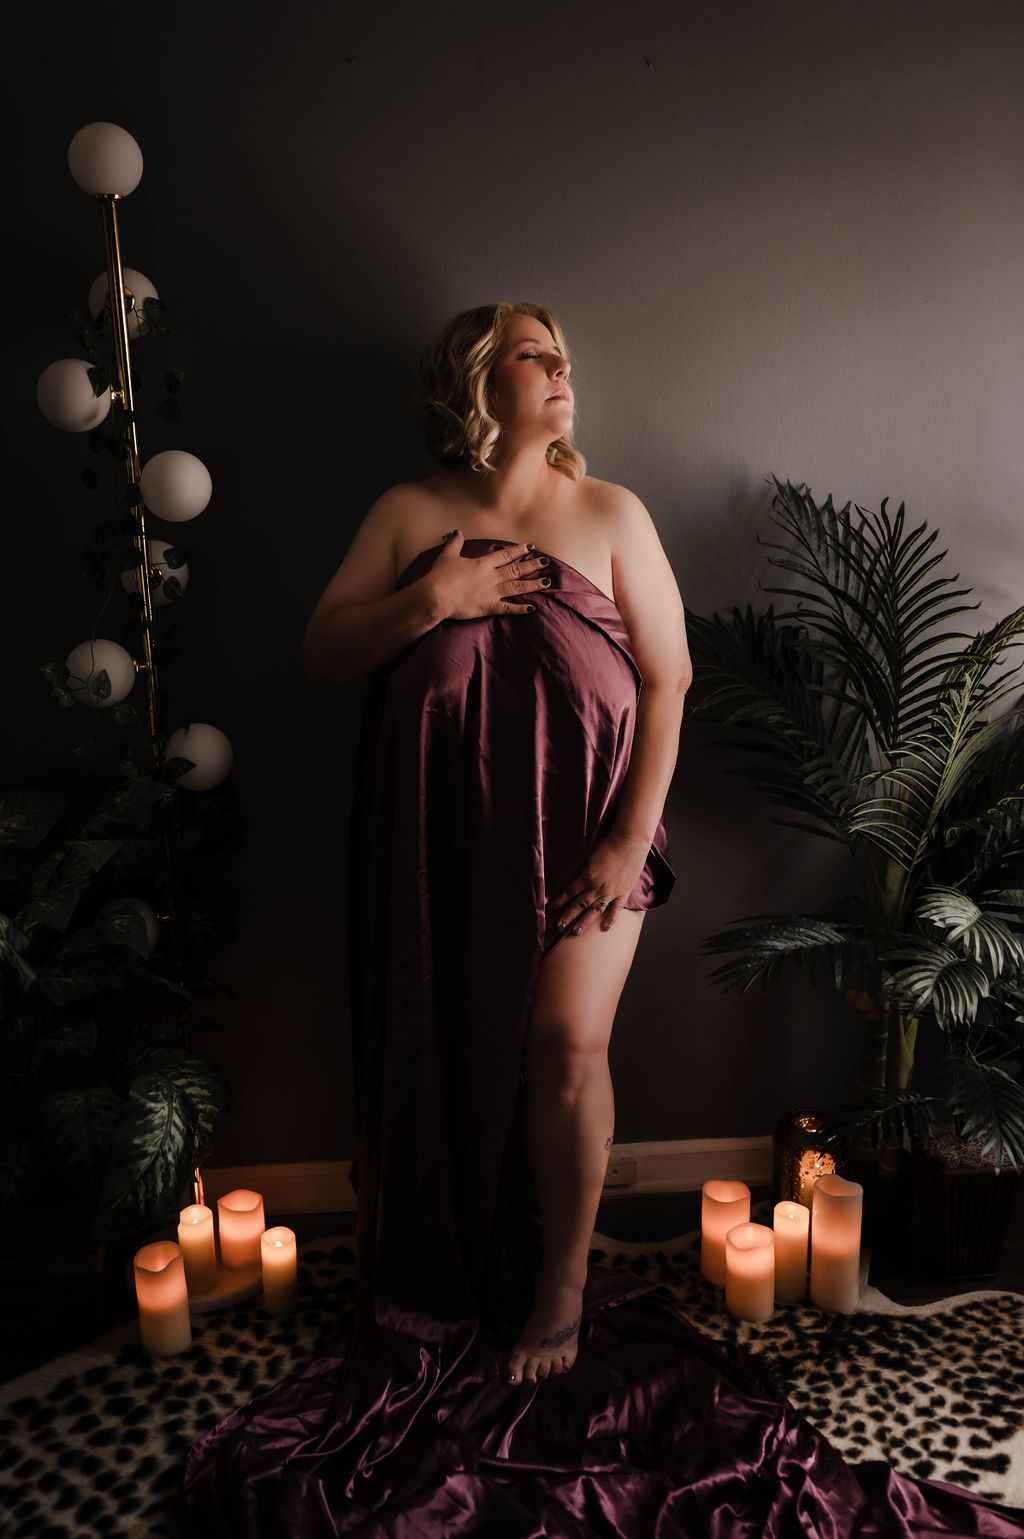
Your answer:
[89,1052,230,1243]
[0,787,69,853]
[37,1083,124,1193]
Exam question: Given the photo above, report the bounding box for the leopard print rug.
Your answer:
[0,1228,1021,1538]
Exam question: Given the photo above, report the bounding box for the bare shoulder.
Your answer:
[307,479,431,622]
[580,478,690,687]
[577,477,666,571]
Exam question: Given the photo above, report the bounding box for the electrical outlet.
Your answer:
[603,1147,637,1188]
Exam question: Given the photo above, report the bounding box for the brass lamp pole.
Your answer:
[97,192,160,750]
[95,192,204,1212]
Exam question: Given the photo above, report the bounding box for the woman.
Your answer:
[302,299,690,1390]
[183,305,1024,1537]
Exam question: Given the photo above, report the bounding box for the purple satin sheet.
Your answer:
[181,540,1024,1536]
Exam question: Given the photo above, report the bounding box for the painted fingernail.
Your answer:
[557,921,566,931]
[540,557,550,566]
[527,542,535,550]
[526,605,536,612]
[541,577,551,587]
[572,925,582,935]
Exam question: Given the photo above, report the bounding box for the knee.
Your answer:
[525,1022,609,1099]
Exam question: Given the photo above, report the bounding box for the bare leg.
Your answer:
[503,909,644,1386]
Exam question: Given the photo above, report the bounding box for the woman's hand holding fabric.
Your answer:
[552,830,651,935]
[424,531,550,621]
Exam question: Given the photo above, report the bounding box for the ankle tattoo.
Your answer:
[539,1313,581,1349]
[604,1136,613,1151]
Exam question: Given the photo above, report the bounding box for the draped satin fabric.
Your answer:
[181,539,1024,1537]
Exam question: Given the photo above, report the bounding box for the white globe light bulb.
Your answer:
[37,358,111,432]
[88,267,159,339]
[68,122,143,197]
[96,897,161,952]
[140,450,212,522]
[121,539,190,607]
[65,639,137,707]
[164,723,233,791]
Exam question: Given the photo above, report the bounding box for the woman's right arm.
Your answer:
[302,488,439,686]
[302,489,547,686]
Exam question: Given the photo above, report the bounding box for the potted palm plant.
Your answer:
[686,479,1024,1270]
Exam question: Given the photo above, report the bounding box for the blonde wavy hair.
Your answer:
[412,302,586,479]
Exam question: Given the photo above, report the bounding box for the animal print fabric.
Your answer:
[0,1232,1021,1537]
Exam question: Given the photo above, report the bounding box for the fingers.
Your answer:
[556,895,619,936]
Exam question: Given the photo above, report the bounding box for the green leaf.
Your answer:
[38,1084,124,1194]
[162,757,196,781]
[33,1018,98,1064]
[884,939,990,1027]
[89,1054,227,1242]
[916,885,1024,973]
[94,902,152,956]
[946,1051,1024,1172]
[818,1089,936,1157]
[0,787,68,854]
[0,1138,47,1216]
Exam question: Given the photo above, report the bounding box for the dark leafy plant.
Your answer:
[0,770,241,1245]
[687,479,1024,1174]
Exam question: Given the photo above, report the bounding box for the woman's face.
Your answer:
[487,314,574,441]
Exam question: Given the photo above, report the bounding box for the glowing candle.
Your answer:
[260,1226,298,1315]
[133,1241,191,1356]
[700,1179,751,1285]
[725,1223,775,1322]
[217,1188,265,1268]
[177,1204,217,1293]
[810,1174,863,1313]
[773,1200,810,1303]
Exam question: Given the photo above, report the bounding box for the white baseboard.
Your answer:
[200,1137,774,1215]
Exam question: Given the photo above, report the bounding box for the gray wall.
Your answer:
[4,0,1021,1164]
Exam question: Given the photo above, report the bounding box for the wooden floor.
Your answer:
[3,1181,1022,1385]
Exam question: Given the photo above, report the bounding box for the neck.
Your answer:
[460,438,562,517]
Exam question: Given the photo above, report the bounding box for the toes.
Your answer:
[503,1352,526,1384]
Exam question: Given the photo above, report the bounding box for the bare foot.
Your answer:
[503,1276,585,1386]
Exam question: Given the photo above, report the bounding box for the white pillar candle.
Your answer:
[701,1179,751,1285]
[177,1204,217,1293]
[810,1174,863,1314]
[217,1188,265,1268]
[260,1226,298,1315]
[133,1241,192,1356]
[773,1200,810,1302]
[725,1223,775,1322]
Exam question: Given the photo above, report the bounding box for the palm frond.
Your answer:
[817,1089,937,1159]
[883,936,990,1027]
[915,886,1024,973]
[946,1050,1024,1173]
[687,604,866,835]
[760,480,979,757]
[701,914,881,994]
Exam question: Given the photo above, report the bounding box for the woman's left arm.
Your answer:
[552,489,692,936]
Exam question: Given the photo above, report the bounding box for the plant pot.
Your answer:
[912,1146,1021,1281]
[849,1148,916,1266]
